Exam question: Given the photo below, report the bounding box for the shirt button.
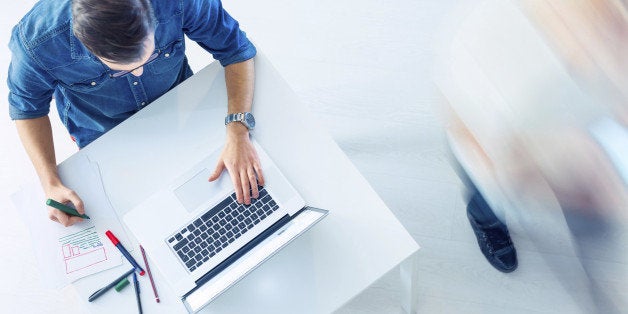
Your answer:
[141,102,146,106]
[133,81,138,86]
[91,82,96,86]
[165,53,170,58]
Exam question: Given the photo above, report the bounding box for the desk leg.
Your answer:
[400,251,419,314]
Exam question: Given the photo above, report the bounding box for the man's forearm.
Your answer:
[224,58,255,135]
[212,57,261,204]
[15,116,61,189]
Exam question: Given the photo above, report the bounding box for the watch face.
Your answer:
[244,112,256,129]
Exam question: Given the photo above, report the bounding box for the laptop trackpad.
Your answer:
[174,168,215,212]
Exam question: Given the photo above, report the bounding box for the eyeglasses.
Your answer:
[109,50,161,78]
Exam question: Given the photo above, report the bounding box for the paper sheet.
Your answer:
[11,155,129,288]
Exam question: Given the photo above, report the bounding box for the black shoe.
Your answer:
[467,196,518,273]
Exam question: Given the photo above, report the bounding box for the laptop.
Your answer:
[123,139,328,313]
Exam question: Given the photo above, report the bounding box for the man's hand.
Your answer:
[208,123,265,204]
[45,183,86,227]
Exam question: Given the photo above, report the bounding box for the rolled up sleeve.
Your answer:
[7,24,56,120]
[182,0,256,67]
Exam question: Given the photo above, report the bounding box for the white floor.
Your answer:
[1,1,625,313]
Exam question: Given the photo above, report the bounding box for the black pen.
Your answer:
[88,268,135,302]
[133,272,143,314]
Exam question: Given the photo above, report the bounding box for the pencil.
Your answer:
[140,244,160,303]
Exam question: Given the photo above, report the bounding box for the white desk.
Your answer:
[61,54,419,313]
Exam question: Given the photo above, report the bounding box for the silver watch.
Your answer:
[225,112,255,130]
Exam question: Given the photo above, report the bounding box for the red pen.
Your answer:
[105,230,145,276]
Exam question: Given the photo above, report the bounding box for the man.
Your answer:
[441,0,627,312]
[8,0,264,227]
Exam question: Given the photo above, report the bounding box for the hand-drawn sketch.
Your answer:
[60,226,109,274]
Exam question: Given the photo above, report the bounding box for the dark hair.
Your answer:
[72,0,156,63]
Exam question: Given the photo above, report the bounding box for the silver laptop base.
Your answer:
[183,206,328,313]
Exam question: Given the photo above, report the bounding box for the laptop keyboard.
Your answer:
[167,187,279,272]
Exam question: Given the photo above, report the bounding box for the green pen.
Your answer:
[46,198,90,219]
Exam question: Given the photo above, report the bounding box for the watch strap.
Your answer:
[225,112,254,130]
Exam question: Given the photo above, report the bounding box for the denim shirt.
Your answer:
[7,0,256,148]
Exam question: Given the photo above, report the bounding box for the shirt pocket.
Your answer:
[65,73,109,93]
[148,39,185,75]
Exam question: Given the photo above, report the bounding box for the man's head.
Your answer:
[72,0,156,74]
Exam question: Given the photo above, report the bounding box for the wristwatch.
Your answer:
[225,112,255,130]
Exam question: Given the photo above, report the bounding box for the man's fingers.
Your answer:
[254,163,265,187]
[68,216,84,226]
[55,211,71,227]
[49,212,59,223]
[247,168,259,199]
[48,207,82,227]
[228,167,244,204]
[240,170,251,205]
[67,190,85,214]
[211,141,264,205]
[209,161,226,182]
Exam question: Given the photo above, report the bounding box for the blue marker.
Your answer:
[105,230,145,276]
